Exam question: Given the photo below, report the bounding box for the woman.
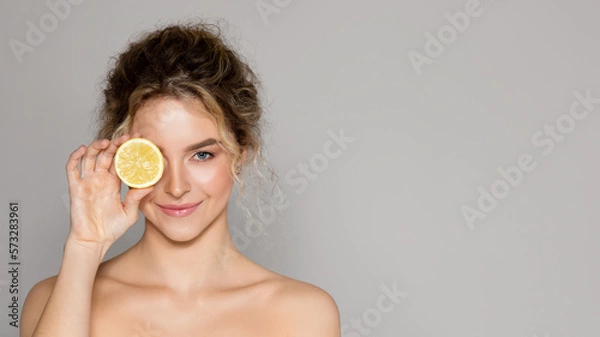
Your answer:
[20,20,340,337]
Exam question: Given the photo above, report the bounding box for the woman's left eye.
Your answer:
[193,151,213,162]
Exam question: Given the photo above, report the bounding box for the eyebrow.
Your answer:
[184,138,220,152]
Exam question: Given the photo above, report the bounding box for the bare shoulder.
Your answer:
[265,275,341,337]
[20,275,58,337]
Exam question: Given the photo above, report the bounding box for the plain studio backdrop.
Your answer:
[1,0,599,336]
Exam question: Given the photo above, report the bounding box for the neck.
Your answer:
[130,209,243,295]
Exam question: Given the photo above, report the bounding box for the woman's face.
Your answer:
[129,96,235,242]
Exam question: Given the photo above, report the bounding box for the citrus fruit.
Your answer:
[114,138,164,188]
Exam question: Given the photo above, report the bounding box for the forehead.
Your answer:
[131,97,218,138]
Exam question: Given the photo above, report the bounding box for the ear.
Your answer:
[235,148,248,175]
[240,147,248,163]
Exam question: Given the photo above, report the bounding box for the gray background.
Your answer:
[1,0,598,336]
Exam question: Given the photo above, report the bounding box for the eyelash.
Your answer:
[192,151,214,162]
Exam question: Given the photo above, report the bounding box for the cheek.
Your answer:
[189,162,232,192]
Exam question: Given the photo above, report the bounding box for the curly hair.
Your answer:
[93,19,279,228]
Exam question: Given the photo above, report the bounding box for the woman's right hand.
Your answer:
[65,133,154,251]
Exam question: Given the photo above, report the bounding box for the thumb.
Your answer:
[123,186,154,219]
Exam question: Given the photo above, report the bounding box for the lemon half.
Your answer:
[114,138,164,188]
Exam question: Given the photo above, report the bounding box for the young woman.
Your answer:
[20,21,340,337]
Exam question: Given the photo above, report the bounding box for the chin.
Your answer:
[161,223,206,243]
[142,212,205,241]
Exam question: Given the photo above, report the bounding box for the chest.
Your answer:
[88,283,283,337]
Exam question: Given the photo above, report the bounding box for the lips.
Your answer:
[158,202,202,217]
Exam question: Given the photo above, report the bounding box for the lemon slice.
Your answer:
[114,138,164,188]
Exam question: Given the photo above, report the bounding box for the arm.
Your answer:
[21,133,152,337]
[279,282,341,337]
[21,240,107,337]
[291,289,341,337]
[20,277,54,337]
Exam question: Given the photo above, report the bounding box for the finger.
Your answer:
[81,139,110,176]
[96,134,131,172]
[108,160,118,176]
[66,145,86,186]
[123,186,154,222]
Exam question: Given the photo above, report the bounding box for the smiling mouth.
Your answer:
[157,202,202,217]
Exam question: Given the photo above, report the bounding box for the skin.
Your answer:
[20,96,340,337]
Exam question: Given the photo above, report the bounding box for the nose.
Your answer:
[161,160,191,199]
